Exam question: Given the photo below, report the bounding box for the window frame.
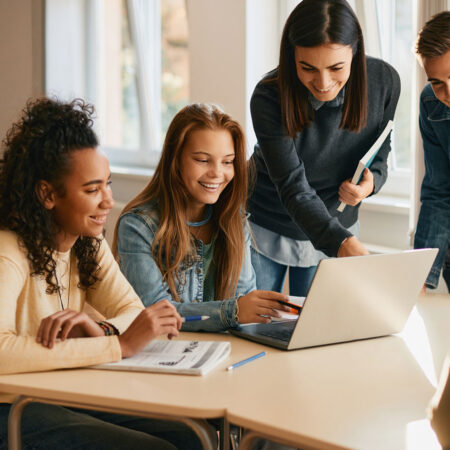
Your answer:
[355,0,418,199]
[45,0,171,169]
[87,0,163,168]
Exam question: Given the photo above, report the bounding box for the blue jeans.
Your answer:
[250,249,317,297]
[0,402,203,450]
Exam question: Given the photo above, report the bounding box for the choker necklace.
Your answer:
[55,251,72,310]
[187,205,213,227]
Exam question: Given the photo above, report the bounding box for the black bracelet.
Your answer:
[97,321,111,336]
[106,321,120,336]
[97,321,118,336]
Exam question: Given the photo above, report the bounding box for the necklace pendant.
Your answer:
[55,252,72,310]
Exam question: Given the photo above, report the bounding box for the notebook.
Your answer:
[337,120,394,212]
[230,249,438,350]
[91,340,231,375]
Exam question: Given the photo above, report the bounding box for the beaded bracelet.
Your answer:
[108,321,119,335]
[97,321,112,336]
[101,321,119,336]
[97,321,120,336]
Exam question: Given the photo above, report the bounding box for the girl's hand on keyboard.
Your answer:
[237,290,290,324]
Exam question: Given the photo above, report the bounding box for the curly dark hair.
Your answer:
[0,97,103,293]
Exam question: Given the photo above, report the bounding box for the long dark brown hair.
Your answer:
[113,103,248,301]
[275,0,367,137]
[0,98,102,294]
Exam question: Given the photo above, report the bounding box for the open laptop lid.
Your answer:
[231,249,438,351]
[286,248,438,349]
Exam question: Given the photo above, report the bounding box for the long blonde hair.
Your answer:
[113,103,248,301]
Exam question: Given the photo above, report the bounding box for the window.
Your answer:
[45,0,189,168]
[359,0,417,171]
[353,0,417,197]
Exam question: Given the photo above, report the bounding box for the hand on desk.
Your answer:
[338,168,374,206]
[337,236,369,257]
[237,290,290,324]
[119,300,181,358]
[36,309,105,349]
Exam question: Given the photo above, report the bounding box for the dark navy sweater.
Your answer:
[248,56,401,257]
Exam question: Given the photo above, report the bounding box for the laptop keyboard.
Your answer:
[256,321,297,342]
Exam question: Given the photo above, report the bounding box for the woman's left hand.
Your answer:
[338,168,374,206]
[36,309,105,349]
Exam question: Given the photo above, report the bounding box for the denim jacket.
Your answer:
[116,200,256,331]
[414,84,450,288]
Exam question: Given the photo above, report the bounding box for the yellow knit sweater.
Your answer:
[0,230,145,403]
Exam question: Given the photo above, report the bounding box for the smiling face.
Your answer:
[294,43,353,102]
[422,50,450,107]
[42,147,114,252]
[180,128,235,221]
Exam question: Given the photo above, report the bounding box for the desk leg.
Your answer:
[6,396,216,450]
[219,417,230,450]
[176,417,217,450]
[239,431,262,450]
[8,396,33,450]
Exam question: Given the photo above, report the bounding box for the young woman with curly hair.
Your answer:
[114,103,289,332]
[0,98,202,450]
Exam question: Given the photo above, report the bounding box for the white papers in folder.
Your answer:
[337,120,394,212]
[272,296,306,322]
[91,340,231,376]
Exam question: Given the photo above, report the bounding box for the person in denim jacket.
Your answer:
[414,11,450,292]
[114,104,289,332]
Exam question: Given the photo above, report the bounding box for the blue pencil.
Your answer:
[181,315,210,323]
[226,351,266,371]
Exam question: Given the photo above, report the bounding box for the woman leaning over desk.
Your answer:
[248,0,401,296]
[0,98,202,450]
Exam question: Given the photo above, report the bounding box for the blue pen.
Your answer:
[181,315,210,323]
[226,351,266,371]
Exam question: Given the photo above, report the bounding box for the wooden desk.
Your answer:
[1,294,449,450]
[0,332,263,450]
[232,294,450,449]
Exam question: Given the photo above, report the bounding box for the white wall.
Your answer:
[187,0,247,128]
[45,0,86,101]
[0,0,45,143]
[187,0,279,152]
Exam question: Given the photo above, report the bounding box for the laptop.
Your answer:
[230,249,438,350]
